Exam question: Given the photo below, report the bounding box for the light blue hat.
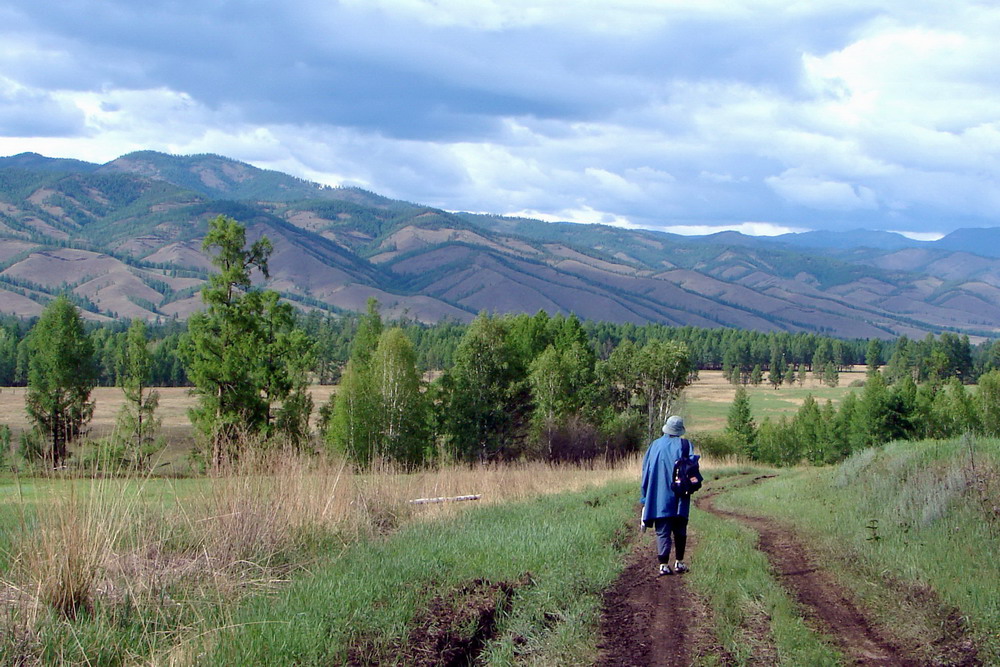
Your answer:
[663,415,686,436]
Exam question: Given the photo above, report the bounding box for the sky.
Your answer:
[1,1,998,239]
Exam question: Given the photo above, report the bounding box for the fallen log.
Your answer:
[408,494,482,505]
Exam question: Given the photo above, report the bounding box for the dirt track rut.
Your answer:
[699,492,909,666]
[596,476,980,666]
[596,542,696,667]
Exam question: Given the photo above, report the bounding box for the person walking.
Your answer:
[640,415,693,575]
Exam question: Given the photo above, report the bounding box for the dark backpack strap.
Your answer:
[681,438,689,457]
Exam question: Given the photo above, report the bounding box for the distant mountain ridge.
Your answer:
[0,150,998,339]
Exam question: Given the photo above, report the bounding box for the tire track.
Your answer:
[596,541,694,667]
[698,477,980,666]
[596,532,730,667]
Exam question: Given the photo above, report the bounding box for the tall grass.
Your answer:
[0,450,639,664]
[198,480,638,665]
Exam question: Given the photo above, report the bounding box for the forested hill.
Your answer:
[1,150,1000,339]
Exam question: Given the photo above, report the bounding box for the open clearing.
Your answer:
[679,369,864,433]
[0,385,338,467]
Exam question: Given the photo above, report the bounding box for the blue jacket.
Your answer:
[640,435,692,521]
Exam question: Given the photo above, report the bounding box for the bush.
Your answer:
[18,428,45,464]
[689,431,739,459]
[599,409,645,462]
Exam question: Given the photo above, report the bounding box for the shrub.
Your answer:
[690,431,739,459]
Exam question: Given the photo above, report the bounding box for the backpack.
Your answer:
[671,439,703,496]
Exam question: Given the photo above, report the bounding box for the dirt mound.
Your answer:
[347,577,527,666]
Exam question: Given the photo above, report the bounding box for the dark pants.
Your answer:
[654,516,688,564]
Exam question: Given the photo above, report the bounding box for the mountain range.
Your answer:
[2,150,1000,340]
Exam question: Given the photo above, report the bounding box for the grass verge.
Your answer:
[196,480,637,665]
[713,436,1000,664]
[690,471,843,666]
[0,457,639,664]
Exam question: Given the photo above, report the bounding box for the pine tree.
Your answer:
[181,215,315,465]
[114,319,162,468]
[822,362,839,387]
[25,296,98,466]
[768,349,785,389]
[726,385,756,457]
[866,338,883,377]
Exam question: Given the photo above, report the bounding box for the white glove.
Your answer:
[639,518,647,533]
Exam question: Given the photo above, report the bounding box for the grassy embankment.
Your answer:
[700,437,1000,664]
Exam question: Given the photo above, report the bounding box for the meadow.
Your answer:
[679,368,864,432]
[2,371,997,664]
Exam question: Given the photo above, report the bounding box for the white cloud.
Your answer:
[765,170,878,210]
[889,230,944,241]
[661,222,810,236]
[507,206,633,227]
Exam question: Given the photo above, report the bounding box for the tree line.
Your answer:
[8,215,1000,470]
[724,350,1000,467]
[3,306,996,393]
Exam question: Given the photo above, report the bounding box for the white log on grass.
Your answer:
[408,494,482,505]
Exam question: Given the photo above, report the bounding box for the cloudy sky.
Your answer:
[1,0,997,238]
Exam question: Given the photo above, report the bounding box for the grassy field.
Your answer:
[5,372,997,664]
[677,369,864,433]
[0,455,643,664]
[0,385,339,471]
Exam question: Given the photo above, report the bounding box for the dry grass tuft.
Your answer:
[10,473,143,621]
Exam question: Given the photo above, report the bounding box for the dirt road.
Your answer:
[596,478,980,666]
[596,536,711,667]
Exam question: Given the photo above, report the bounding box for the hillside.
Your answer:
[1,150,999,338]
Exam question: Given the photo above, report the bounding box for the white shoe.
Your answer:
[674,560,689,574]
[659,563,673,576]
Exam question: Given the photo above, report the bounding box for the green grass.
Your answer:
[678,374,861,434]
[201,481,636,665]
[713,437,1000,664]
[690,472,843,666]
